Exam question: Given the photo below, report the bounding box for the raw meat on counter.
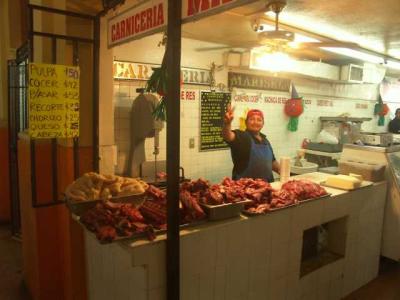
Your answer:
[80,201,155,243]
[240,178,328,214]
[140,181,208,228]
[281,179,328,200]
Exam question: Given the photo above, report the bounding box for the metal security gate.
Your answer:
[7,42,29,235]
[7,4,99,233]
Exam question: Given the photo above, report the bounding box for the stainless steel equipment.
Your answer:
[392,134,400,144]
[359,132,393,147]
[319,117,371,145]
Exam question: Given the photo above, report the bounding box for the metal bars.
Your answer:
[7,61,22,234]
[51,37,59,202]
[93,16,100,172]
[22,4,97,207]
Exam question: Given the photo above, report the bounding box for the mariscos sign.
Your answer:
[108,0,256,47]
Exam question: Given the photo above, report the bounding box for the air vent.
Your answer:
[340,64,364,83]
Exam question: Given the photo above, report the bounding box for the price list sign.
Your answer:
[200,91,231,151]
[28,63,80,139]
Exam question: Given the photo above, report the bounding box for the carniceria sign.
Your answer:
[113,61,211,85]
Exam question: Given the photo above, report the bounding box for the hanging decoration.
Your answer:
[374,93,389,126]
[285,84,303,132]
[146,53,167,121]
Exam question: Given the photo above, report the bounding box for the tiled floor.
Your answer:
[0,224,399,300]
[343,257,400,300]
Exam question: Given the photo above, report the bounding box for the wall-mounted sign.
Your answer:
[108,0,167,47]
[28,63,80,139]
[317,99,333,107]
[200,91,231,151]
[108,0,258,47]
[182,0,241,21]
[355,103,368,109]
[181,89,199,101]
[113,61,211,85]
[228,72,291,92]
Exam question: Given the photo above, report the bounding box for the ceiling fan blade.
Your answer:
[295,41,359,49]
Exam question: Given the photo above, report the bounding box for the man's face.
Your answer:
[396,110,400,119]
[246,115,264,133]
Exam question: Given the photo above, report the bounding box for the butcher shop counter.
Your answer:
[84,172,387,300]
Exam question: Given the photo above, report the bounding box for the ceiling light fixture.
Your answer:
[251,50,295,72]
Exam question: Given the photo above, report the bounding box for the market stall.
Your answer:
[9,0,400,299]
[84,1,394,299]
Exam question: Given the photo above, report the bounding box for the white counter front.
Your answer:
[84,173,387,300]
[341,144,400,261]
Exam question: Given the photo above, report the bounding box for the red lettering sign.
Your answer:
[109,1,166,47]
[187,0,233,17]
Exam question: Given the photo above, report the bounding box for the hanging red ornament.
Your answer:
[285,98,303,117]
[377,103,389,116]
[374,91,389,126]
[285,84,304,132]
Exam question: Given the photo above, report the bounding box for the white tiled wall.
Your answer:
[113,34,395,182]
[114,78,391,182]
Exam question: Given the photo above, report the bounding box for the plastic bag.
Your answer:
[316,129,339,144]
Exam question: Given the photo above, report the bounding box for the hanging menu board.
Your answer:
[200,91,231,151]
[28,63,80,139]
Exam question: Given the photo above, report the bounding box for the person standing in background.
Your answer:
[388,108,400,133]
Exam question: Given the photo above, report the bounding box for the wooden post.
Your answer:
[166,0,182,299]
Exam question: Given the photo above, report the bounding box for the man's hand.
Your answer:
[224,104,235,125]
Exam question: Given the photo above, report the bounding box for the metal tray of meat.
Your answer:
[73,214,156,245]
[200,199,253,221]
[87,227,155,245]
[66,194,146,217]
[297,193,332,204]
[242,202,298,217]
[151,219,209,234]
[269,202,299,212]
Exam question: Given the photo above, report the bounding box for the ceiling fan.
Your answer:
[195,0,357,53]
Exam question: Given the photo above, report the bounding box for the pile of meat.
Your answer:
[281,179,328,201]
[79,177,328,242]
[80,201,155,243]
[140,177,263,227]
[140,181,208,228]
[243,179,328,214]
